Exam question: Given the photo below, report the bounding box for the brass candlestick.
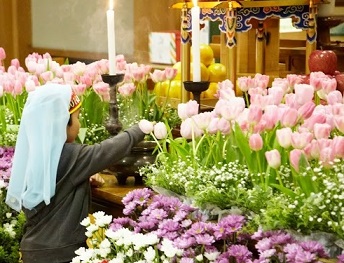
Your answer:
[101,73,124,136]
[183,81,210,112]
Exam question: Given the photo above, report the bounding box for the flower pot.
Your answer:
[107,141,157,185]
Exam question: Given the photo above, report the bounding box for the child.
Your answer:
[5,83,145,263]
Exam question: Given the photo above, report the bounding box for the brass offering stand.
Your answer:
[101,74,124,136]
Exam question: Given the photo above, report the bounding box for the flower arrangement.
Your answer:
[138,72,344,249]
[72,188,344,262]
[117,62,180,131]
[0,47,181,145]
[0,146,25,263]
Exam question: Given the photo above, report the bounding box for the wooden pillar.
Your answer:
[305,0,317,74]
[224,6,237,90]
[0,0,31,67]
[255,21,265,73]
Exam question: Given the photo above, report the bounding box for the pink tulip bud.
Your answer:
[118,82,136,97]
[247,105,263,125]
[289,149,305,172]
[334,115,344,134]
[249,133,263,151]
[217,118,231,135]
[93,82,110,102]
[153,122,168,139]
[254,73,270,89]
[139,119,154,134]
[265,149,281,169]
[150,69,166,83]
[180,118,203,139]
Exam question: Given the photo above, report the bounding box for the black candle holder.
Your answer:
[101,73,124,136]
[183,81,210,112]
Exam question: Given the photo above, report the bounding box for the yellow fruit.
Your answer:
[172,62,182,80]
[202,82,218,99]
[168,80,182,99]
[191,44,215,67]
[153,81,168,97]
[190,62,210,82]
[208,63,227,83]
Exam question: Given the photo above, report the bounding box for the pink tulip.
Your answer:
[247,105,263,125]
[207,117,220,134]
[93,82,110,102]
[313,123,332,140]
[319,147,335,168]
[216,97,246,121]
[294,84,314,105]
[317,78,337,100]
[139,119,154,134]
[10,58,20,69]
[309,71,327,91]
[298,101,315,121]
[217,118,231,135]
[267,86,284,105]
[0,47,6,61]
[265,149,281,169]
[333,136,344,158]
[237,76,254,92]
[286,74,303,92]
[153,122,168,139]
[180,117,202,139]
[304,140,320,160]
[327,90,343,105]
[280,107,298,127]
[192,112,212,131]
[24,79,37,92]
[178,100,199,120]
[254,73,270,89]
[276,127,292,148]
[302,113,327,131]
[249,133,263,151]
[164,67,177,80]
[0,85,3,97]
[150,69,166,83]
[284,93,298,109]
[118,82,136,97]
[217,80,235,100]
[334,115,344,134]
[291,131,313,149]
[271,77,289,93]
[289,149,305,172]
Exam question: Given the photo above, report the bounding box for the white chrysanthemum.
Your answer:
[93,212,112,227]
[144,246,156,261]
[204,251,220,261]
[160,238,182,258]
[80,217,91,227]
[3,223,16,238]
[85,224,98,237]
[73,247,94,261]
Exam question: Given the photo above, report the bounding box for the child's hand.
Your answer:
[90,173,105,187]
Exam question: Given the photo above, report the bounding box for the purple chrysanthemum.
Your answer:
[227,244,253,263]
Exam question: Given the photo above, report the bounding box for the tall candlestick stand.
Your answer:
[101,73,124,136]
[183,80,210,113]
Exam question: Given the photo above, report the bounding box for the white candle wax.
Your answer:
[191,3,201,82]
[107,0,116,75]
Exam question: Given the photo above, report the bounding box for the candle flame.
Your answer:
[192,0,198,7]
[109,0,114,10]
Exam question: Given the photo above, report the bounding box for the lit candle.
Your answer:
[107,0,116,75]
[191,0,200,82]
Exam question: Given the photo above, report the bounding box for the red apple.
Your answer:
[308,50,338,75]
